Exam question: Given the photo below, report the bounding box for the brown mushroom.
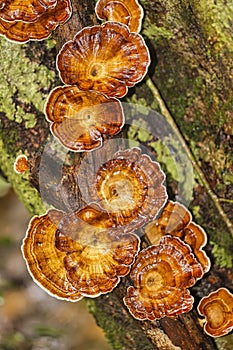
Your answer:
[0,0,72,43]
[56,21,150,98]
[144,200,211,273]
[91,147,167,232]
[13,154,29,174]
[55,204,140,297]
[183,222,210,273]
[21,209,83,301]
[45,85,124,152]
[0,0,57,22]
[197,288,233,337]
[95,0,144,33]
[123,235,203,320]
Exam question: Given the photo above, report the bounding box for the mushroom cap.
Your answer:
[56,21,150,98]
[197,288,233,337]
[55,204,140,297]
[0,0,57,22]
[144,200,210,273]
[21,209,83,302]
[13,154,29,174]
[92,147,167,232]
[0,0,72,43]
[183,222,210,273]
[95,0,144,33]
[45,85,124,152]
[123,235,202,320]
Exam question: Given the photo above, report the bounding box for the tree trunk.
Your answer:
[0,0,232,349]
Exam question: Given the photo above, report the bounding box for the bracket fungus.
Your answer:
[144,201,211,273]
[22,204,139,299]
[0,0,72,43]
[197,288,233,337]
[13,154,29,174]
[55,204,140,297]
[123,235,203,321]
[21,209,83,302]
[0,0,57,22]
[45,85,124,152]
[95,0,144,33]
[56,21,150,98]
[91,147,167,232]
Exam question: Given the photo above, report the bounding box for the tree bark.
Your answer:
[0,0,232,349]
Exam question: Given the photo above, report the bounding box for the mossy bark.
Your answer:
[0,0,232,349]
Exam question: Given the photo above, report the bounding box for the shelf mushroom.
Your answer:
[144,201,211,273]
[55,204,140,297]
[22,204,140,299]
[0,0,57,22]
[45,85,124,152]
[123,235,203,320]
[197,288,233,337]
[95,0,144,33]
[56,21,150,98]
[13,154,29,174]
[91,147,167,232]
[0,0,72,43]
[21,209,83,301]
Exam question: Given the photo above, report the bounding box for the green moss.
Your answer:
[142,17,173,42]
[210,240,232,268]
[87,296,153,350]
[190,0,233,53]
[0,139,46,216]
[0,37,55,128]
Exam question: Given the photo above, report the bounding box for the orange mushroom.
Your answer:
[144,201,211,273]
[123,235,203,320]
[45,85,124,152]
[197,288,233,337]
[55,204,140,297]
[21,209,83,301]
[56,21,150,98]
[0,0,57,22]
[91,147,167,232]
[13,154,29,174]
[0,0,72,43]
[95,0,144,33]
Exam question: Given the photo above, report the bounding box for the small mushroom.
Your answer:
[144,201,210,273]
[13,154,29,174]
[45,85,124,152]
[92,147,167,232]
[95,0,144,33]
[0,0,72,43]
[21,209,83,301]
[55,204,140,297]
[0,0,57,22]
[56,21,150,98]
[123,235,203,320]
[197,288,233,337]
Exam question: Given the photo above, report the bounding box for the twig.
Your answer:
[146,76,233,238]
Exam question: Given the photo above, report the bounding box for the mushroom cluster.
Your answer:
[14,0,228,339]
[22,203,140,299]
[43,0,150,151]
[0,0,72,43]
[144,201,211,273]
